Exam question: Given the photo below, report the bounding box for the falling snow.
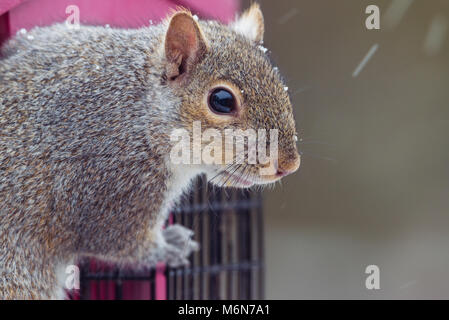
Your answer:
[352,44,379,78]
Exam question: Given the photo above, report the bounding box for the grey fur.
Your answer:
[0,8,299,299]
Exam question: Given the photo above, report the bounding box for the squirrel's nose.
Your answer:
[276,154,300,177]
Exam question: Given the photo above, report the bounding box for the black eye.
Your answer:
[208,88,236,114]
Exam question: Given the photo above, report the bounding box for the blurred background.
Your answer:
[251,0,449,299]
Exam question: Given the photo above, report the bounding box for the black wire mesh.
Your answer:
[72,175,264,300]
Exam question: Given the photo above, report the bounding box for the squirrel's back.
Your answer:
[0,23,175,256]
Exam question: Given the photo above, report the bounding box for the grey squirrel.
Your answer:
[0,4,300,299]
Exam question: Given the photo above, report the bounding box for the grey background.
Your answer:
[243,0,449,299]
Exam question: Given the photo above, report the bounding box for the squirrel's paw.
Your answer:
[162,224,199,268]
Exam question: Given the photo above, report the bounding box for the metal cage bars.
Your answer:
[72,176,264,300]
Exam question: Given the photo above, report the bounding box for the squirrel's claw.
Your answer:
[161,224,199,267]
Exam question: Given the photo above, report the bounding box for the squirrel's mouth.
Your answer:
[220,170,255,188]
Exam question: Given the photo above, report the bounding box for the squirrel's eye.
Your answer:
[208,88,236,114]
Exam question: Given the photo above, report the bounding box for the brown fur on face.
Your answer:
[165,6,300,186]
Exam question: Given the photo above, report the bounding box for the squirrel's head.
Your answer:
[163,4,300,188]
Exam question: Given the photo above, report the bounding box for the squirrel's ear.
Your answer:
[164,10,208,82]
[231,3,264,44]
